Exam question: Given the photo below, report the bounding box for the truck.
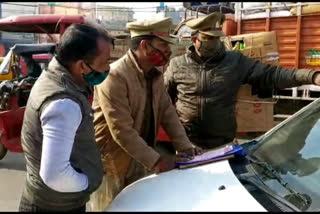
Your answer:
[234,2,320,118]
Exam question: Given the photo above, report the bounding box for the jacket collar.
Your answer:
[47,57,90,96]
[127,49,162,79]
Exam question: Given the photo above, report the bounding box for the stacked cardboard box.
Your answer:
[236,85,275,132]
[225,31,280,66]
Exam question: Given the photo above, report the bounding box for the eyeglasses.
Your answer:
[84,61,96,71]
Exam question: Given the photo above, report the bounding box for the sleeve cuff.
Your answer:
[311,71,320,84]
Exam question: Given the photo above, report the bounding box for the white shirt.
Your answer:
[39,98,88,192]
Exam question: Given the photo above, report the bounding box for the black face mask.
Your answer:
[196,38,222,59]
[83,63,109,86]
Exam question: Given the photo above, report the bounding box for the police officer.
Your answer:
[164,12,320,150]
[90,17,202,211]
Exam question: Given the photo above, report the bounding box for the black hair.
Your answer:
[191,30,199,37]
[55,23,114,68]
[129,35,156,51]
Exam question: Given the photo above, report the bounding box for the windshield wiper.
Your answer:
[247,156,311,209]
[238,173,301,212]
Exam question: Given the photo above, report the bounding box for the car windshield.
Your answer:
[250,98,320,211]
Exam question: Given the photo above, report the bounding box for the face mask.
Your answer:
[197,38,222,59]
[83,63,109,86]
[147,43,172,67]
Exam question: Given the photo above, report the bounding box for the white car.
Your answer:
[107,98,320,212]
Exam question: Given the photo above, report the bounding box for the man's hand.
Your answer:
[233,138,239,144]
[154,146,204,174]
[178,145,204,159]
[175,145,204,162]
[175,152,194,163]
[176,146,204,162]
[313,72,320,85]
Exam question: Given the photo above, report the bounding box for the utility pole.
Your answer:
[36,3,41,43]
[95,2,98,20]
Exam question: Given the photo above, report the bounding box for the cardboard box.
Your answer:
[236,84,275,132]
[228,31,277,48]
[236,97,275,132]
[237,84,253,98]
[225,31,280,66]
[240,46,279,66]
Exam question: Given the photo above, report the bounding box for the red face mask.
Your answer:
[147,43,171,67]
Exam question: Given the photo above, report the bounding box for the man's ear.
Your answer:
[75,60,89,75]
[140,40,149,54]
[191,36,197,44]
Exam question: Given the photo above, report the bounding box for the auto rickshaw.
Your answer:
[0,14,102,160]
[0,43,55,159]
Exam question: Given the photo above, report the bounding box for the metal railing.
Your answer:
[233,2,320,21]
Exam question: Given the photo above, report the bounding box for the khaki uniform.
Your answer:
[88,17,194,211]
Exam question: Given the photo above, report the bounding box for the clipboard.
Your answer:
[176,144,246,169]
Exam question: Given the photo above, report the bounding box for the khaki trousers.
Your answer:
[87,173,123,211]
[87,142,175,211]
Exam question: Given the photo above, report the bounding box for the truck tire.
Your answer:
[0,140,8,160]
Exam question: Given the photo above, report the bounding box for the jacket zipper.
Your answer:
[200,65,205,121]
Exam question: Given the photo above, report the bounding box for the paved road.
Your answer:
[0,151,26,211]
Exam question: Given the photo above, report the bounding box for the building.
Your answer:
[37,2,96,43]
[38,2,95,18]
[95,4,134,31]
[155,5,184,25]
[37,3,133,41]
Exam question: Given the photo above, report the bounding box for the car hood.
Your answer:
[107,160,267,212]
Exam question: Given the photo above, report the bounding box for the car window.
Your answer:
[251,98,320,211]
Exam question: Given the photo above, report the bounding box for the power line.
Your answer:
[0,2,185,18]
[95,3,183,9]
[1,2,183,10]
[0,10,183,15]
[0,9,181,14]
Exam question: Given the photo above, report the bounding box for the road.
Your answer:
[0,151,95,211]
[0,151,26,211]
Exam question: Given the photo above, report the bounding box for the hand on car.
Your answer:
[233,138,239,144]
[180,145,203,157]
[175,145,204,162]
[154,146,204,174]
